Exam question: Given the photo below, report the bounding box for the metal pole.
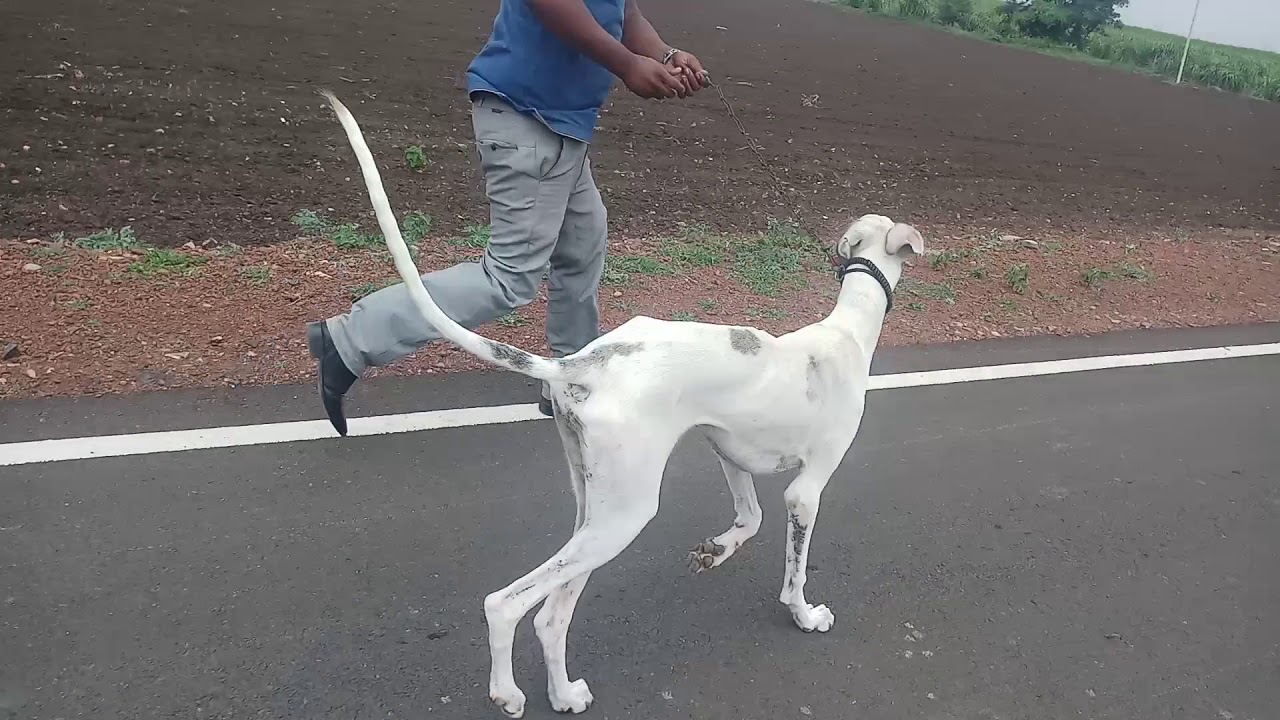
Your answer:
[1176,0,1203,84]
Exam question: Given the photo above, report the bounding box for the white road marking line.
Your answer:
[1,342,1277,467]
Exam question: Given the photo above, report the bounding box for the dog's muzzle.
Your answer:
[834,257,895,313]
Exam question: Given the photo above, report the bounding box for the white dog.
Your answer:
[318,90,924,717]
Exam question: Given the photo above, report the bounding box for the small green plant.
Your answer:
[215,242,244,258]
[672,311,698,322]
[1080,267,1116,288]
[1041,241,1064,253]
[905,301,926,312]
[127,248,206,278]
[899,278,957,305]
[496,312,528,328]
[75,227,143,252]
[403,211,433,243]
[928,248,968,270]
[32,246,66,259]
[241,265,273,287]
[896,0,933,20]
[968,266,989,279]
[999,298,1021,312]
[697,299,719,312]
[1005,262,1030,294]
[1117,262,1153,282]
[65,298,93,310]
[405,145,428,171]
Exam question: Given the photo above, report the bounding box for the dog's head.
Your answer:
[834,214,925,277]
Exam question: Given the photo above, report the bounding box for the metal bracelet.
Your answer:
[661,47,682,65]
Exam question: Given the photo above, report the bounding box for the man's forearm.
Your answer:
[528,0,637,77]
[621,0,671,61]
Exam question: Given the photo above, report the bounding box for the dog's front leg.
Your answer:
[779,460,840,632]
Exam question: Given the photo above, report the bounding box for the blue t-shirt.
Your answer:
[466,0,626,143]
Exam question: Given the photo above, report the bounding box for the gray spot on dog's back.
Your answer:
[487,340,534,371]
[729,328,762,355]
[567,383,591,402]
[560,341,644,372]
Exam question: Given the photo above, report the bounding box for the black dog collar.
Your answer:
[834,257,894,313]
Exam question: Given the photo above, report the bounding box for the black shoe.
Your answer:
[538,382,555,418]
[307,321,358,436]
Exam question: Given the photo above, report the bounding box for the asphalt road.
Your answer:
[2,325,1278,720]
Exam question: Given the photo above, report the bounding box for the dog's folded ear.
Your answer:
[886,223,925,256]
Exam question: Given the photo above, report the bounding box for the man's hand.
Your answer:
[668,50,709,94]
[622,55,688,99]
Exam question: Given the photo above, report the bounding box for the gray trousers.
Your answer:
[326,94,608,376]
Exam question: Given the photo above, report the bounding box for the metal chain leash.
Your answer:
[705,77,839,270]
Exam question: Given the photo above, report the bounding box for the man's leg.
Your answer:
[538,154,609,415]
[308,94,589,434]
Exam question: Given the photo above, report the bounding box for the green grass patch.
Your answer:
[671,311,698,322]
[928,248,969,270]
[241,265,273,287]
[905,301,926,312]
[697,299,719,312]
[602,255,675,286]
[65,298,93,310]
[899,277,957,305]
[747,307,791,321]
[293,208,431,253]
[1080,266,1117,288]
[32,246,66,260]
[75,227,143,252]
[731,220,820,297]
[126,248,206,278]
[968,266,989,279]
[495,312,527,328]
[450,224,491,250]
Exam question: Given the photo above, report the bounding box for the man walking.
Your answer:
[307,0,708,435]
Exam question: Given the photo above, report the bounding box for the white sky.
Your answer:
[1121,0,1279,52]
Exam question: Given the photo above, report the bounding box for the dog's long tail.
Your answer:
[318,88,569,383]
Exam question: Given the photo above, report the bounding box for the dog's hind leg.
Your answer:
[779,456,841,633]
[485,435,668,718]
[533,419,595,713]
[689,453,762,573]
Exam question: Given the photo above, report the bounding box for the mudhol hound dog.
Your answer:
[317,89,925,717]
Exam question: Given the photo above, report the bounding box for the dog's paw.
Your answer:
[791,603,835,633]
[490,685,527,718]
[687,539,726,573]
[549,678,594,714]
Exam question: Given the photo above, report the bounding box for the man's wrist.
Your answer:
[660,47,682,65]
